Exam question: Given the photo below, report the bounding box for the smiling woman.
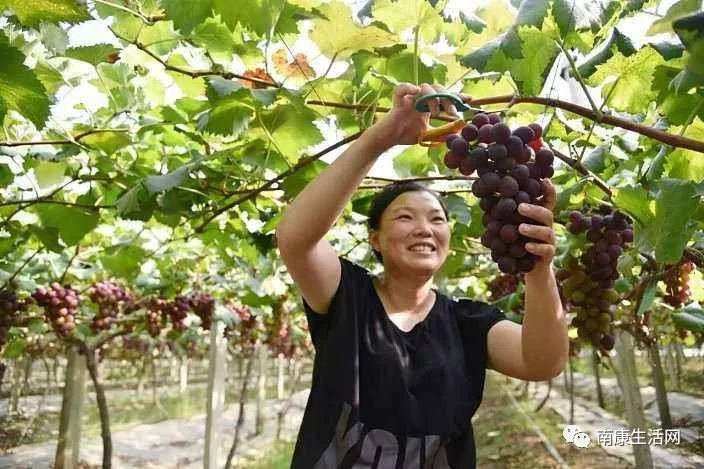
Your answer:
[276,82,568,469]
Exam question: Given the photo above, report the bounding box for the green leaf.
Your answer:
[30,225,62,252]
[371,0,445,43]
[258,101,322,159]
[2,337,25,358]
[638,179,700,263]
[0,162,12,188]
[34,204,99,246]
[33,161,66,189]
[65,44,120,66]
[280,160,326,200]
[192,16,236,61]
[444,194,471,225]
[145,163,198,194]
[161,0,213,35]
[636,279,657,316]
[613,186,654,228]
[310,1,398,58]
[577,29,636,78]
[393,145,433,178]
[647,0,701,36]
[115,183,156,221]
[581,146,608,174]
[81,131,130,155]
[0,0,89,27]
[0,34,50,128]
[199,98,253,137]
[504,26,560,96]
[100,244,146,279]
[587,46,664,114]
[672,307,704,333]
[665,117,704,182]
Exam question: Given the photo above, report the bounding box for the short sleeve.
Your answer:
[453,299,508,369]
[301,256,369,350]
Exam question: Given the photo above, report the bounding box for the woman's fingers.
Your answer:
[525,242,556,259]
[393,83,421,108]
[518,202,554,226]
[518,224,555,245]
[432,84,459,117]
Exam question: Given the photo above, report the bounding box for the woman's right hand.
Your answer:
[370,82,468,148]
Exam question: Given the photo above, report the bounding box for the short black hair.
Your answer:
[367,181,449,263]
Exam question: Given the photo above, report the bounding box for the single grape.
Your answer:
[479,196,499,212]
[487,220,502,235]
[488,143,508,161]
[469,146,489,167]
[496,197,517,218]
[491,123,512,144]
[511,165,530,187]
[472,113,490,128]
[451,136,468,155]
[506,136,523,159]
[500,224,519,243]
[498,256,518,274]
[491,239,508,256]
[528,123,543,139]
[535,148,554,167]
[495,157,516,171]
[459,156,477,176]
[498,176,519,197]
[445,133,459,150]
[461,124,479,142]
[480,172,501,193]
[509,242,527,258]
[478,124,494,144]
[513,126,536,144]
[514,191,531,205]
[488,113,502,124]
[517,255,536,273]
[517,144,532,164]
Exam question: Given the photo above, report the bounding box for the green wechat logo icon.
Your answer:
[563,425,591,448]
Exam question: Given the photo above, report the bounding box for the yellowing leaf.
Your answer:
[272,49,316,83]
[310,1,398,58]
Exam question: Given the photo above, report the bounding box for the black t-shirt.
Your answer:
[291,256,507,469]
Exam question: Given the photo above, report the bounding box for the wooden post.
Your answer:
[613,329,653,469]
[647,340,672,428]
[54,346,86,469]
[204,322,227,469]
[591,347,606,409]
[255,345,268,435]
[179,357,188,394]
[10,358,22,414]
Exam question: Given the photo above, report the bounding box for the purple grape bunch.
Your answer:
[443,113,555,274]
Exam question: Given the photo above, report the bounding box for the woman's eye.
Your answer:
[399,214,411,219]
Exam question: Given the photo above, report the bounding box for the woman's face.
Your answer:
[370,191,451,276]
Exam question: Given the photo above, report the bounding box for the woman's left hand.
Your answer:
[517,179,557,273]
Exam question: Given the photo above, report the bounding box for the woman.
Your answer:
[276,83,568,468]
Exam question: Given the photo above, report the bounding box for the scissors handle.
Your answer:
[414,92,471,113]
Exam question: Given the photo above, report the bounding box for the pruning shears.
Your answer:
[415,92,482,147]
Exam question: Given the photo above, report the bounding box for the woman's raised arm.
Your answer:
[275,83,445,314]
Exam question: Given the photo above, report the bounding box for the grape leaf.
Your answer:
[34,204,99,246]
[647,0,701,36]
[192,16,236,61]
[33,161,66,189]
[310,1,398,58]
[81,131,130,155]
[100,244,146,279]
[65,44,120,66]
[638,179,700,263]
[672,307,704,332]
[371,0,444,43]
[161,0,214,35]
[665,117,704,182]
[588,46,663,114]
[0,34,50,128]
[0,0,89,27]
[577,28,636,78]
